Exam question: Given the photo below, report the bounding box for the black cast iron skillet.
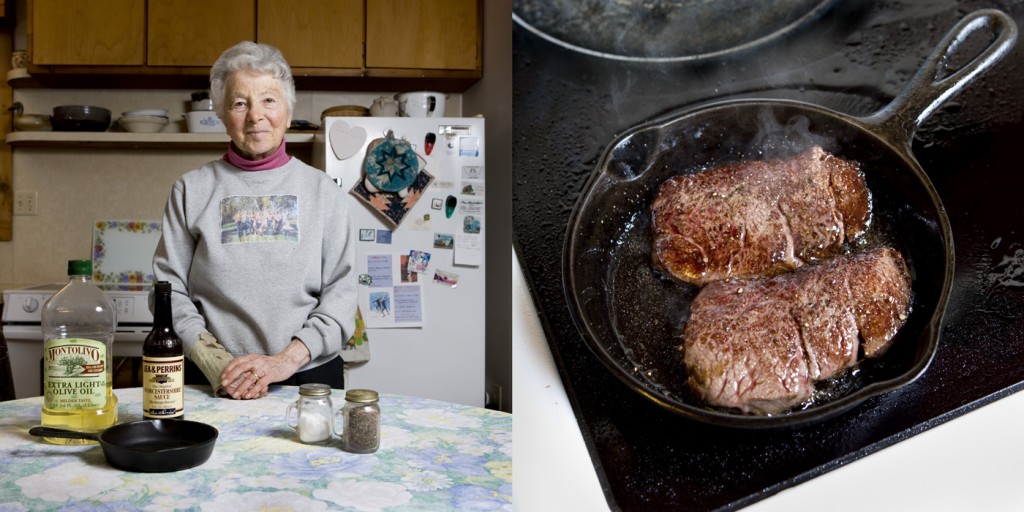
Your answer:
[30,420,218,472]
[564,9,1017,428]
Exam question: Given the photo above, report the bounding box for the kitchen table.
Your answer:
[0,385,512,511]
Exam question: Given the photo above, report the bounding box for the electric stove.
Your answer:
[513,0,1024,509]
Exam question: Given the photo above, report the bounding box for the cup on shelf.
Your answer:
[191,91,213,111]
[10,50,26,70]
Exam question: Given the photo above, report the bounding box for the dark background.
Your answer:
[513,0,1024,510]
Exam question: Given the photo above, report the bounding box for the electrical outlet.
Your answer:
[14,191,38,215]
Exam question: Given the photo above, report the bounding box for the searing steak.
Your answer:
[683,247,911,414]
[651,146,871,286]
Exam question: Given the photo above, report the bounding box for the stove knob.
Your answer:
[22,297,39,313]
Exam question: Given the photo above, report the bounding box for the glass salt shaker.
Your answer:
[336,389,380,453]
[285,383,335,444]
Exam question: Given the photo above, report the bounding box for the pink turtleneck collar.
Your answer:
[224,141,291,171]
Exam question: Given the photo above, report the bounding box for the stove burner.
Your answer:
[513,0,835,61]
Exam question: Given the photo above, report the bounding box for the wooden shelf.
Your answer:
[8,69,480,93]
[6,131,317,149]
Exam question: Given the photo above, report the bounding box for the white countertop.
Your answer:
[512,249,1024,511]
[513,249,607,512]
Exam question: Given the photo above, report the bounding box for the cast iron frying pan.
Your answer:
[563,9,1017,428]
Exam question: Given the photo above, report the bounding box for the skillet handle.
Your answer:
[861,9,1017,145]
[28,426,102,442]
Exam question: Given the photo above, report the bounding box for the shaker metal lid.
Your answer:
[298,383,332,396]
[345,389,379,403]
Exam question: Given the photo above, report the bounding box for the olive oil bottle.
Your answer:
[142,281,184,419]
[40,260,118,444]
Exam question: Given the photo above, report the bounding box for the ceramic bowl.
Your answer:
[119,115,170,133]
[13,114,52,131]
[52,105,112,132]
[123,109,169,118]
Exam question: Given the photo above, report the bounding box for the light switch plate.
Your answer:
[14,191,37,215]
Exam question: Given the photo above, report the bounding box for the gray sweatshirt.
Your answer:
[153,156,357,372]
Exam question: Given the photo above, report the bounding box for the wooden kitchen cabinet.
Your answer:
[366,0,480,71]
[20,0,482,91]
[148,0,254,67]
[258,0,363,70]
[30,0,145,66]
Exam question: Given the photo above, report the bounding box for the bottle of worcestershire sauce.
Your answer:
[142,281,184,419]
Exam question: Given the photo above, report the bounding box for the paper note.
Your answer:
[459,137,480,157]
[408,214,432,231]
[366,254,393,288]
[393,285,423,323]
[455,232,482,266]
[462,166,484,179]
[459,199,484,215]
[362,254,425,328]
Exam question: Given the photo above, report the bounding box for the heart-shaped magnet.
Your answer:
[329,120,368,161]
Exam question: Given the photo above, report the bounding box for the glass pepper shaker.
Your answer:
[285,383,334,444]
[337,389,380,453]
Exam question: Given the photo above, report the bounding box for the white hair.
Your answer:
[209,41,296,119]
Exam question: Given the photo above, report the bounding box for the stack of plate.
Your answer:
[119,109,170,133]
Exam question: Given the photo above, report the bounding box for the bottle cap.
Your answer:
[155,281,172,294]
[67,259,92,276]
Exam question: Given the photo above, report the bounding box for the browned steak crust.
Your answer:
[683,247,911,414]
[651,146,870,286]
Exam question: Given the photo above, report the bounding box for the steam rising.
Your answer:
[750,109,836,160]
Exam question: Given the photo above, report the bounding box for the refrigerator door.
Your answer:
[319,117,486,407]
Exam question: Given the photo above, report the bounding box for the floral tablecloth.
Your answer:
[0,385,512,511]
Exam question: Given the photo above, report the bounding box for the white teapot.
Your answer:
[370,96,399,117]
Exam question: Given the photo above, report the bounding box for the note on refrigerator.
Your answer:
[362,253,425,328]
[455,232,482,267]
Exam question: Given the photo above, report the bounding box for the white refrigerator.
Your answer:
[314,116,486,407]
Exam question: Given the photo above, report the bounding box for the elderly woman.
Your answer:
[153,41,356,399]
